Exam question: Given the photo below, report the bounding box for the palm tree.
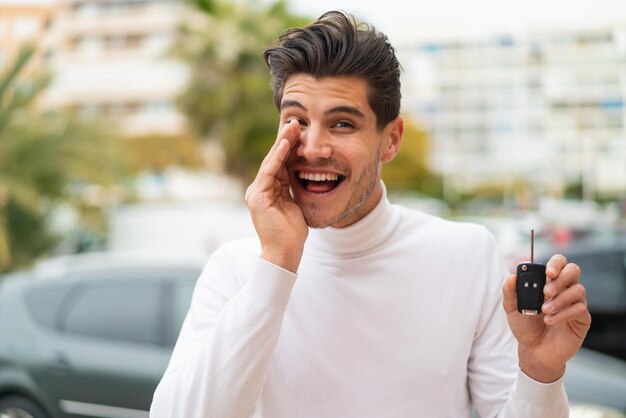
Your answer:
[0,46,125,271]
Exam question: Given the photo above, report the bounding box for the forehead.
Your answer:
[281,74,372,114]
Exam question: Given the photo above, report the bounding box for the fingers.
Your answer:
[259,120,300,171]
[246,138,289,202]
[246,120,300,203]
[539,253,589,327]
[541,256,588,326]
[258,121,300,185]
[544,303,590,327]
[544,262,581,298]
[542,282,586,317]
[546,254,568,280]
[259,138,290,184]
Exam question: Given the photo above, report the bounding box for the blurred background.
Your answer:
[0,0,625,417]
[2,0,626,268]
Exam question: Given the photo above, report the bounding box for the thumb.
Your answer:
[502,273,518,314]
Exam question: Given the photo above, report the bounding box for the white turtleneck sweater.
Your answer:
[150,193,568,418]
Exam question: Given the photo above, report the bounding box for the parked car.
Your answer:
[0,253,203,418]
[538,236,626,361]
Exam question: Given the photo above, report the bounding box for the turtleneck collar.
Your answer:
[304,182,398,259]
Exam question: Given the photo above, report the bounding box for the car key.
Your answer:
[516,229,546,315]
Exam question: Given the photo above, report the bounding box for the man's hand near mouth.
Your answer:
[245,119,308,274]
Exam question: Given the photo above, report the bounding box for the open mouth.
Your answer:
[297,171,346,194]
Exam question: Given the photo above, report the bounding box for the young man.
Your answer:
[151,11,590,417]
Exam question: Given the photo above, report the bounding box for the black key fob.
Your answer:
[516,262,546,315]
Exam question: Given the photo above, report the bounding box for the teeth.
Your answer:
[298,172,340,181]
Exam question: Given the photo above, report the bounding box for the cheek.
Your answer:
[339,140,380,167]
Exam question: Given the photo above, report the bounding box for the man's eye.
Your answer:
[335,121,354,129]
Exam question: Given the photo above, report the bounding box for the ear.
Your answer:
[381,116,403,163]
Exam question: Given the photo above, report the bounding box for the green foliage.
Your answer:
[125,133,205,173]
[188,0,216,14]
[177,0,308,183]
[564,178,583,199]
[0,46,126,272]
[383,117,442,196]
[4,200,58,269]
[0,45,51,131]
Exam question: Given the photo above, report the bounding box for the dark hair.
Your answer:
[264,11,401,130]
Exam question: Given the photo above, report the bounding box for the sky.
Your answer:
[287,0,626,44]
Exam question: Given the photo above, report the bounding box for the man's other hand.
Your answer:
[502,254,591,383]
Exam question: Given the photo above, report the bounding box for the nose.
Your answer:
[296,125,332,160]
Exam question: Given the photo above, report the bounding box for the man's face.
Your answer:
[280,74,401,228]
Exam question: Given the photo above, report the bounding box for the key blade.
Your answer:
[531,229,534,263]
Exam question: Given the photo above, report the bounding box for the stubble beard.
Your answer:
[300,149,381,229]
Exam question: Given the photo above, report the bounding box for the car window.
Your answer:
[161,273,199,347]
[61,281,163,346]
[174,279,195,329]
[25,283,73,329]
[570,251,626,312]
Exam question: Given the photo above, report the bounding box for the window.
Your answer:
[25,283,73,329]
[76,36,102,55]
[126,34,143,49]
[61,281,163,346]
[144,33,172,53]
[75,2,100,18]
[571,250,626,313]
[164,271,200,346]
[106,35,127,50]
[174,280,195,328]
[12,17,39,40]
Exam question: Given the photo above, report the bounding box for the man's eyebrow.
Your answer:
[325,105,365,119]
[279,99,306,112]
[280,100,365,119]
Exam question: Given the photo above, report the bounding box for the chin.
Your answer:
[301,212,335,229]
[297,204,343,229]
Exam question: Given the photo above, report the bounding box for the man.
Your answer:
[151,11,590,418]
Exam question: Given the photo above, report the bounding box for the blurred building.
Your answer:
[1,0,193,136]
[401,25,626,200]
[41,0,191,136]
[0,1,57,77]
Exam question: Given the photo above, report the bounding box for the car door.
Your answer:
[38,272,173,418]
[567,248,626,360]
